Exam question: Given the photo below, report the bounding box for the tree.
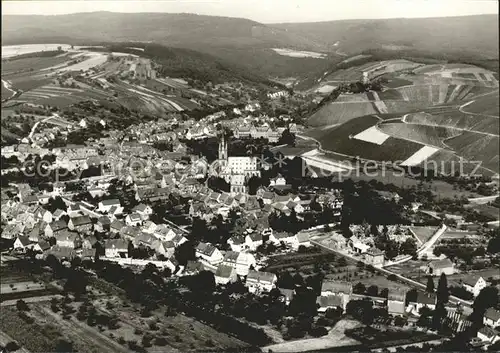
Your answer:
[366,285,379,297]
[16,299,29,311]
[426,276,435,293]
[278,128,296,146]
[436,273,449,305]
[353,282,366,294]
[471,286,499,326]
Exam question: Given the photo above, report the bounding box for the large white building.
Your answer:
[215,134,260,195]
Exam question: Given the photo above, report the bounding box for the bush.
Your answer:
[141,334,153,348]
[117,336,126,345]
[16,299,29,311]
[154,336,168,346]
[309,326,328,337]
[5,341,20,352]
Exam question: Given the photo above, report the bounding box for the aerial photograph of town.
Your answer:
[0,0,498,352]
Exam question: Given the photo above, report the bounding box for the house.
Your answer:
[388,290,406,316]
[321,281,352,296]
[52,209,67,221]
[126,213,143,226]
[411,291,437,312]
[269,232,297,247]
[13,236,32,251]
[82,235,99,249]
[68,215,93,233]
[246,270,277,294]
[320,280,352,310]
[95,216,111,233]
[110,219,125,233]
[104,239,129,258]
[227,235,246,252]
[365,248,385,267]
[215,265,238,285]
[153,225,177,241]
[196,242,224,266]
[316,295,344,313]
[153,240,175,258]
[278,288,295,306]
[294,232,312,250]
[55,231,81,248]
[349,238,371,254]
[462,276,487,297]
[134,232,156,248]
[133,203,153,220]
[223,251,256,276]
[269,175,286,187]
[477,326,500,344]
[426,258,455,276]
[245,232,263,251]
[44,219,68,238]
[98,199,122,213]
[484,308,500,328]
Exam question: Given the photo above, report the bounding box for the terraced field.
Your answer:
[316,115,424,162]
[306,60,499,175]
[460,91,499,116]
[445,132,500,172]
[309,101,378,126]
[378,121,461,148]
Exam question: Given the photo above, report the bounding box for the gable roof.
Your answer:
[321,281,352,294]
[415,291,436,305]
[110,219,125,230]
[316,295,343,308]
[70,215,92,227]
[215,264,235,278]
[485,307,500,322]
[247,270,276,284]
[100,198,121,206]
[428,258,454,269]
[196,242,218,257]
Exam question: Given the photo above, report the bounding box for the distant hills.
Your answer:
[273,15,499,59]
[2,12,498,80]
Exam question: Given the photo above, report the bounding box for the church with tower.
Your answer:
[214,134,261,195]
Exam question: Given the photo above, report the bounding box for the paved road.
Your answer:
[468,195,499,205]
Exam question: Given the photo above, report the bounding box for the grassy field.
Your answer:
[411,226,438,244]
[356,275,412,292]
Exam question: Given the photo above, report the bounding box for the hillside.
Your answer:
[2,12,334,80]
[273,15,499,59]
[3,13,498,81]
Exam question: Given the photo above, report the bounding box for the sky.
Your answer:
[2,0,498,23]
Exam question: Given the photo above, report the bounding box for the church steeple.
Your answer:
[218,133,228,162]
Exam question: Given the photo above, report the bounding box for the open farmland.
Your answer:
[1,44,71,58]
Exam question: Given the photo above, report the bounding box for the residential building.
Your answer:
[196,242,224,266]
[246,270,277,294]
[68,215,93,233]
[462,277,488,297]
[245,232,263,251]
[55,231,81,248]
[13,236,32,251]
[153,240,175,258]
[44,220,68,238]
[104,239,129,258]
[98,199,122,213]
[126,213,143,227]
[365,248,385,267]
[316,295,344,313]
[215,265,238,285]
[222,251,256,276]
[388,290,406,316]
[411,292,437,312]
[484,308,500,328]
[426,258,455,276]
[477,327,500,344]
[227,235,246,252]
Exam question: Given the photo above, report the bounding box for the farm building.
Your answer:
[425,258,455,276]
